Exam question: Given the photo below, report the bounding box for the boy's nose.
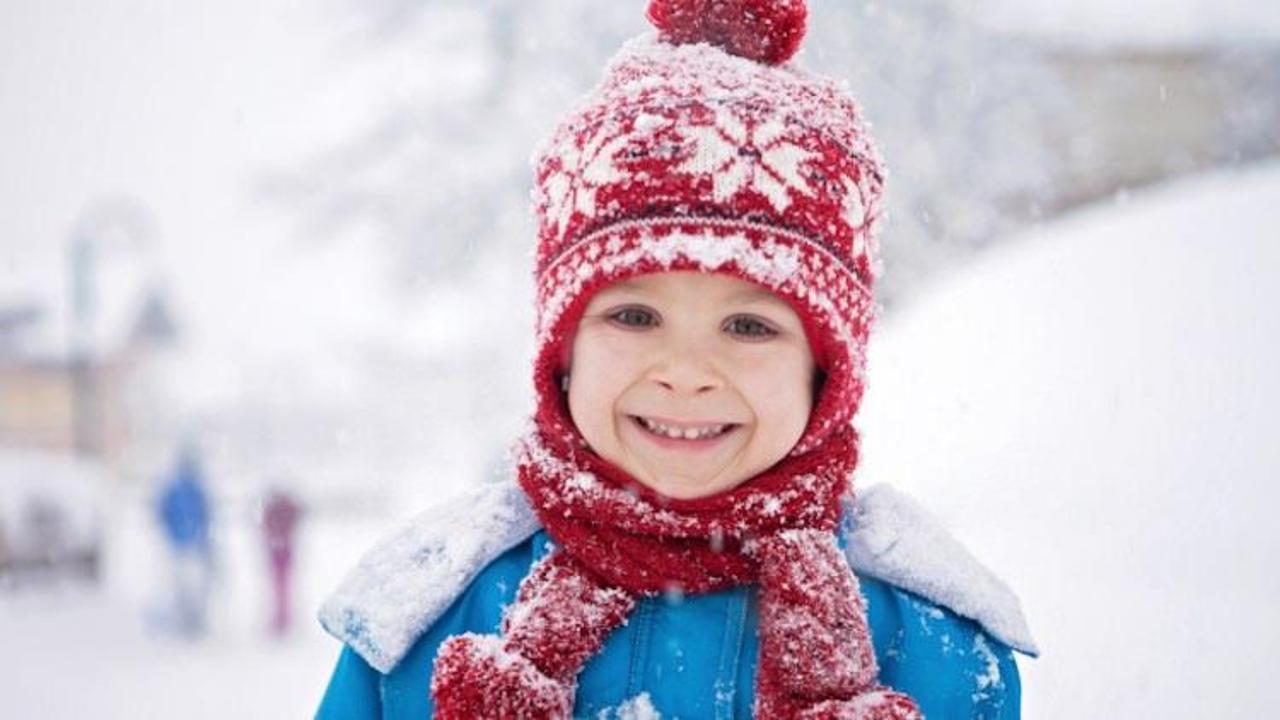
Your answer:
[647,351,723,394]
[653,375,719,394]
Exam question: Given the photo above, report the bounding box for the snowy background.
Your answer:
[2,0,1278,717]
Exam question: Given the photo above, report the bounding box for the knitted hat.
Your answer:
[531,0,885,458]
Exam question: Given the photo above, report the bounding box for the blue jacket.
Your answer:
[157,453,210,552]
[316,483,1037,719]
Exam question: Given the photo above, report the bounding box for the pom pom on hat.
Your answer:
[646,0,808,65]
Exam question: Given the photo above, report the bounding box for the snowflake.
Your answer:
[842,175,867,229]
[842,176,868,258]
[677,106,816,212]
[543,125,631,240]
[599,693,661,720]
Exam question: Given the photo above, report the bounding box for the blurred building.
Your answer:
[0,286,177,462]
[0,285,173,582]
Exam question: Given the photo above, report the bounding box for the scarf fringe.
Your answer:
[431,633,574,720]
[794,690,925,719]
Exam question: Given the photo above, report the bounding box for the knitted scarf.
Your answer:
[430,422,922,719]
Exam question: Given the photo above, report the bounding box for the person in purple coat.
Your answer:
[261,487,302,636]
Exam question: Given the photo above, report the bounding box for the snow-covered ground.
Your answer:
[860,159,1280,717]
[0,590,330,718]
[0,490,385,718]
[3,161,1277,717]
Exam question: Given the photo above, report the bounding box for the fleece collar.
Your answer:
[319,481,1038,674]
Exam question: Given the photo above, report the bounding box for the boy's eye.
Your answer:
[725,315,777,339]
[608,307,659,328]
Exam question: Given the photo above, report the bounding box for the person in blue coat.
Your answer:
[317,0,1037,715]
[156,445,213,637]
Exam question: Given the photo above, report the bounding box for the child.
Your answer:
[317,1,1037,717]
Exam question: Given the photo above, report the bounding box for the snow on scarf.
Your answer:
[430,421,921,719]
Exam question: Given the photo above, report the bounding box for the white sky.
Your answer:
[971,0,1280,45]
[0,0,399,362]
[2,1,341,248]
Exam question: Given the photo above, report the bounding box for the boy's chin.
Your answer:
[630,471,749,501]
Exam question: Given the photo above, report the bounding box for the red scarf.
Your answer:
[430,422,921,719]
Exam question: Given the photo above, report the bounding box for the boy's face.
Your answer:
[565,271,815,500]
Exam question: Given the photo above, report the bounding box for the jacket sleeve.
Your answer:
[316,646,382,719]
[863,576,1023,719]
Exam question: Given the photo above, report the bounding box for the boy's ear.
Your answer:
[811,369,827,404]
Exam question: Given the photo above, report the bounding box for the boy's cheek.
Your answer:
[558,331,577,372]
[560,326,632,372]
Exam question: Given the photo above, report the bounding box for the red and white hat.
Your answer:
[531,0,885,457]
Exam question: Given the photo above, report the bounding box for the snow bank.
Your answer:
[858,160,1280,717]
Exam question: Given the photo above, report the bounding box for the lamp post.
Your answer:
[66,197,155,457]
[68,226,95,456]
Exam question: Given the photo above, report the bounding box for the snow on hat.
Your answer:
[531,0,885,456]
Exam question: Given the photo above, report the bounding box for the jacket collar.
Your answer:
[319,481,1037,674]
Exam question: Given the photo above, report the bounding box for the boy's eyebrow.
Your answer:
[729,287,787,305]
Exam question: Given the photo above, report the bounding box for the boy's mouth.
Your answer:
[629,415,739,444]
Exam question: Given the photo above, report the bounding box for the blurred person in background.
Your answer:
[260,485,301,637]
[155,445,213,638]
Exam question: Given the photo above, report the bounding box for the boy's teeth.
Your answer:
[638,417,729,440]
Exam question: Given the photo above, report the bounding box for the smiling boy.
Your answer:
[317,2,1036,718]
[567,272,815,500]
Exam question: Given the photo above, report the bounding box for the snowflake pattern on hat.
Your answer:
[677,105,816,212]
[543,128,631,241]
